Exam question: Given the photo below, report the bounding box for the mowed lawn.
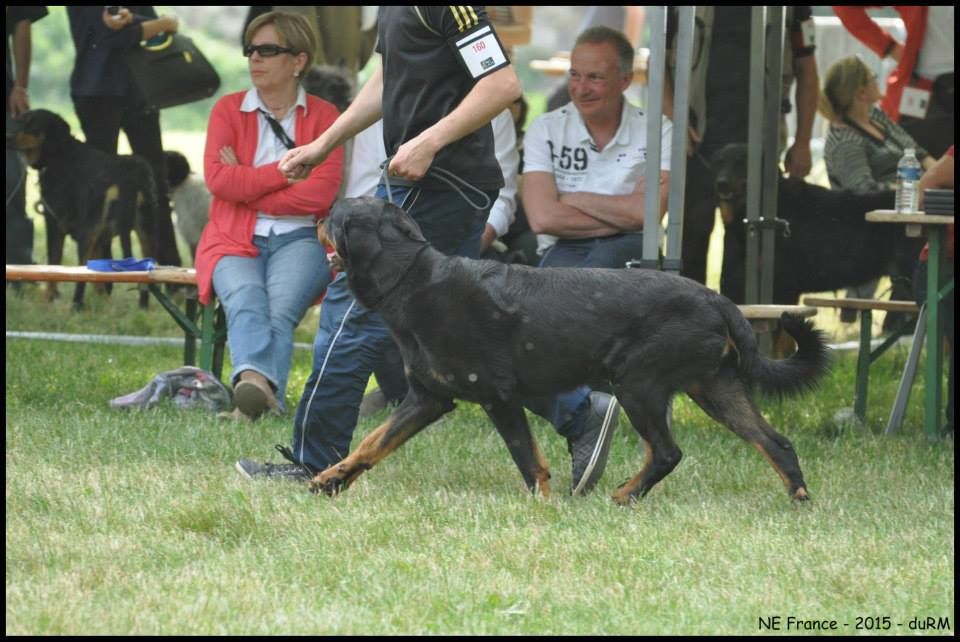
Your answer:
[5,283,955,635]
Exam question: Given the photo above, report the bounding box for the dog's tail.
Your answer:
[722,302,831,398]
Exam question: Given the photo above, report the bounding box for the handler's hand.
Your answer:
[387,133,439,181]
[784,143,812,178]
[279,140,327,180]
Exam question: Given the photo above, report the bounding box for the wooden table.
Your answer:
[865,210,955,439]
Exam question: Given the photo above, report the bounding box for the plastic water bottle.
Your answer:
[895,147,922,214]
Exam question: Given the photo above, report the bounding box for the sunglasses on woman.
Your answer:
[243,43,294,58]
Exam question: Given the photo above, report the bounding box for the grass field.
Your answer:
[6,131,954,635]
[5,283,955,635]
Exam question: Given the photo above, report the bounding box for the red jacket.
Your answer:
[194,91,343,304]
[832,6,927,122]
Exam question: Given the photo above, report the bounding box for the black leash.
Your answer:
[380,156,492,211]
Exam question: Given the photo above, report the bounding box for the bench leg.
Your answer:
[886,305,927,436]
[853,310,873,421]
[197,299,227,381]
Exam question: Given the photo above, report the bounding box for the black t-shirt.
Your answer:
[376,5,509,191]
[702,6,814,151]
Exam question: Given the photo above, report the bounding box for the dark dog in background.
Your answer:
[6,109,157,308]
[165,150,210,260]
[311,197,830,504]
[713,144,923,315]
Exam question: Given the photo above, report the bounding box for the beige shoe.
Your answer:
[234,370,279,420]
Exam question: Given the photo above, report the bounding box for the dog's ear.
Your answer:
[382,201,426,243]
[38,110,73,146]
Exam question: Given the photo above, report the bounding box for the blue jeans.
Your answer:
[539,232,644,268]
[213,227,329,411]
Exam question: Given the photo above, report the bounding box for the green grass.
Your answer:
[5,295,955,635]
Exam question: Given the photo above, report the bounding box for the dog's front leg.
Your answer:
[484,400,551,496]
[310,391,454,495]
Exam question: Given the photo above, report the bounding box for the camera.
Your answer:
[105,6,122,18]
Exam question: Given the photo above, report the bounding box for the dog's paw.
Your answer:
[308,467,349,496]
[791,487,811,502]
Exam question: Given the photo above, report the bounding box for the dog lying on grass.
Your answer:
[6,109,157,308]
[313,197,830,504]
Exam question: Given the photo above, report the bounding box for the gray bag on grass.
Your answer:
[110,366,231,412]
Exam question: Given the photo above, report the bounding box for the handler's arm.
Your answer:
[279,65,384,177]
[389,65,522,180]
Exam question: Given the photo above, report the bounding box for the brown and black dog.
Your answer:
[713,143,922,309]
[6,109,157,308]
[311,197,830,504]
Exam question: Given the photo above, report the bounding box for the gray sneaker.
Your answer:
[568,392,620,495]
[235,445,315,482]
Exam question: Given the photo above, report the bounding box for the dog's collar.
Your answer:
[362,243,430,309]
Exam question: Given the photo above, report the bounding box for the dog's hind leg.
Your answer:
[610,384,683,505]
[310,386,455,495]
[484,400,551,496]
[689,377,810,501]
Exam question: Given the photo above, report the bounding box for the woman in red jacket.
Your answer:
[194,11,343,420]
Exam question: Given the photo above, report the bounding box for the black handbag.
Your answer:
[124,32,220,110]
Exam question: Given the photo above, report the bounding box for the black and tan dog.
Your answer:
[311,197,830,504]
[713,143,922,308]
[6,109,157,308]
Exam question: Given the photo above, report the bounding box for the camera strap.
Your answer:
[258,109,296,150]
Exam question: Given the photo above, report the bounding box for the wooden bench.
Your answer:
[804,296,921,428]
[6,264,227,379]
[738,304,818,332]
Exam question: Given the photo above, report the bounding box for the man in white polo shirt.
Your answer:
[523,26,671,267]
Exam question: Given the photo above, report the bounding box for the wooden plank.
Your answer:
[737,304,817,319]
[5,264,197,285]
[866,210,954,224]
[803,296,919,313]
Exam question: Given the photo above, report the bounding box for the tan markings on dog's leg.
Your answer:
[312,415,397,491]
[311,399,448,493]
[611,437,652,505]
[86,184,120,288]
[721,332,740,364]
[751,442,808,500]
[718,200,737,225]
[532,441,551,497]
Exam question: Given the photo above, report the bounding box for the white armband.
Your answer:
[453,26,508,79]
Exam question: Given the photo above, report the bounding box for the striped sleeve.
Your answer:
[823,127,887,193]
[875,108,929,161]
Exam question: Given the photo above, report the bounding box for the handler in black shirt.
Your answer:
[238,6,621,496]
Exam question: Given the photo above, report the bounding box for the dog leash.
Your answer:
[381,156,492,212]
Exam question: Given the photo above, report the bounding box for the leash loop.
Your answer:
[380,156,492,211]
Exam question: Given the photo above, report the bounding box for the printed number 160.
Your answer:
[472,41,486,53]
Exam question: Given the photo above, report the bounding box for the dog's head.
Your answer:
[324,196,428,307]
[5,109,74,169]
[712,144,750,225]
